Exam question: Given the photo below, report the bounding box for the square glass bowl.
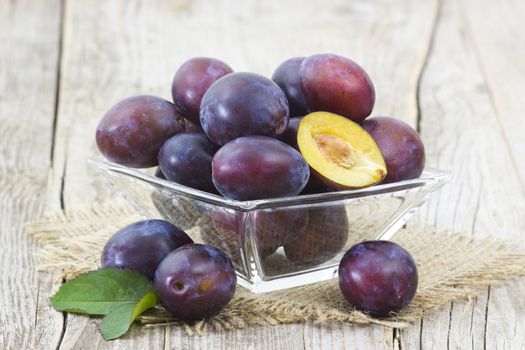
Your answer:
[91,160,449,293]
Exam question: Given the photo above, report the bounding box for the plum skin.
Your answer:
[200,72,290,145]
[212,207,309,257]
[283,206,348,264]
[158,132,219,193]
[171,57,233,125]
[362,117,425,183]
[96,95,185,168]
[271,57,309,117]
[101,220,193,280]
[212,136,310,200]
[299,54,375,123]
[154,244,237,320]
[338,241,418,317]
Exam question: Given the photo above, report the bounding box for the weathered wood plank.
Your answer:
[460,1,525,348]
[0,0,63,348]
[461,0,525,188]
[400,0,525,348]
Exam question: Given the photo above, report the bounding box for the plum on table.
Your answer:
[154,244,236,320]
[338,240,418,317]
[101,219,193,280]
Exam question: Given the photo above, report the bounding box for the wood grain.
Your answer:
[0,0,63,349]
[401,0,525,348]
[461,1,525,348]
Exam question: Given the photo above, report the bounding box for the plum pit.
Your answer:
[314,134,356,170]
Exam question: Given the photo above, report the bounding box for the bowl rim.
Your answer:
[90,158,451,211]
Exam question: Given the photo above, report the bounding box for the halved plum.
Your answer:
[297,112,386,189]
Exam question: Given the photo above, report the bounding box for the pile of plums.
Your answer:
[96,54,425,199]
[95,54,422,318]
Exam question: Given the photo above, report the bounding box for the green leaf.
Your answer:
[50,268,158,340]
[99,290,158,340]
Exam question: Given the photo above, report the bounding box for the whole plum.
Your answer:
[212,136,309,200]
[200,72,289,145]
[300,54,375,123]
[362,117,425,183]
[96,95,184,168]
[338,240,418,317]
[158,132,218,192]
[154,244,237,320]
[172,57,233,125]
[101,220,193,280]
[272,57,309,117]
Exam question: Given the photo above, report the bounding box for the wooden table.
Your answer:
[2,0,524,348]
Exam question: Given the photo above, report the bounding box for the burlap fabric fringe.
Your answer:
[25,203,525,335]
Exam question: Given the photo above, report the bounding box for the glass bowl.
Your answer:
[91,159,450,293]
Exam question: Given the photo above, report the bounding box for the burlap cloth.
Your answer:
[26,203,525,335]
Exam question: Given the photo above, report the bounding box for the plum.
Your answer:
[96,95,185,168]
[200,72,289,145]
[298,112,386,189]
[158,132,219,192]
[362,117,425,183]
[211,207,308,258]
[283,206,348,264]
[212,136,309,200]
[300,54,375,123]
[101,220,193,280]
[172,57,233,125]
[252,208,309,256]
[271,57,309,117]
[338,240,418,317]
[211,207,241,242]
[154,244,236,320]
